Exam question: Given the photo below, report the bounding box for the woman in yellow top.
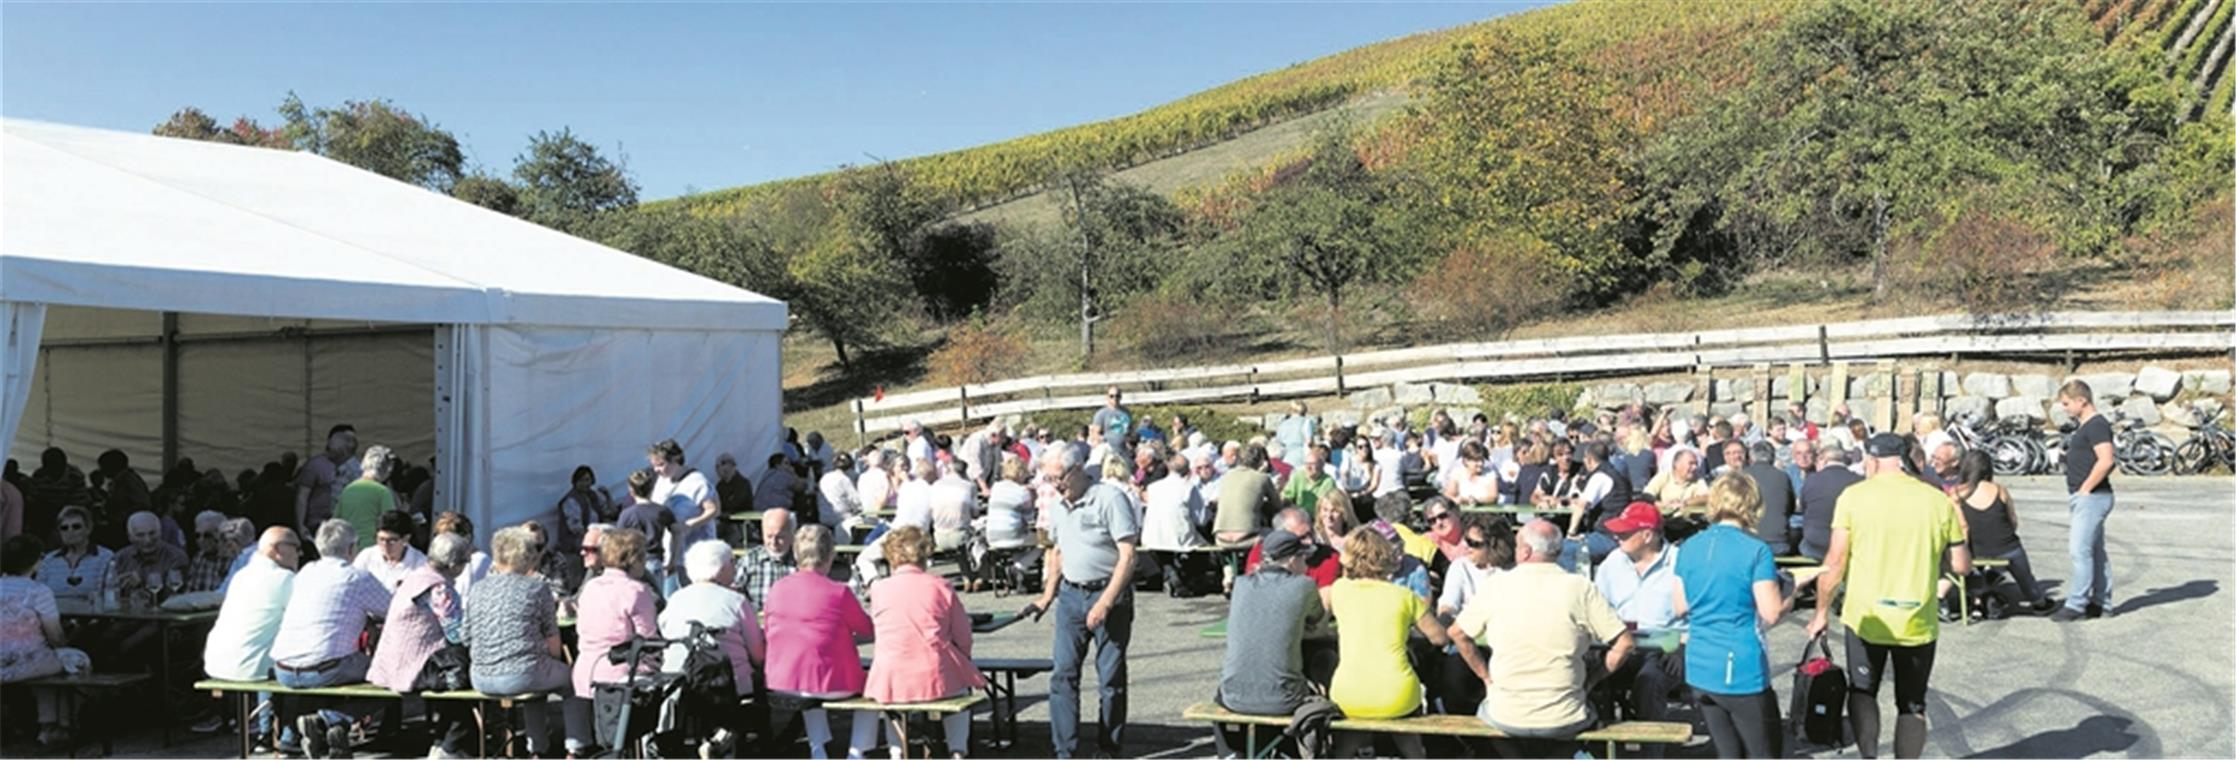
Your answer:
[1323,527,1450,758]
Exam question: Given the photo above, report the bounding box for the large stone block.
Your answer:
[1845,398,1880,425]
[1731,378,1758,402]
[1994,396,2046,425]
[1261,413,1290,432]
[2011,374,2058,399]
[1944,396,1993,422]
[1848,375,1889,398]
[1804,398,1829,425]
[1710,402,1747,419]
[1322,409,1362,430]
[2070,373,2133,402]
[1597,382,1643,407]
[1666,403,1702,422]
[2185,369,2232,395]
[2118,396,2161,426]
[1430,383,1481,405]
[1370,406,1408,429]
[2048,402,2073,430]
[1645,382,1694,405]
[2134,366,2183,402]
[1347,387,1393,409]
[1962,373,2012,399]
[2196,397,2227,421]
[1393,382,1436,406]
[1712,379,1732,401]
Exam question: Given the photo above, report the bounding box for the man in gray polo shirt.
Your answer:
[1028,449,1141,758]
[1215,529,1332,755]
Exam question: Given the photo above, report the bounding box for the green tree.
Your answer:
[1010,165,1185,360]
[277,93,465,192]
[151,107,288,148]
[1223,122,1414,355]
[1404,28,1636,296]
[451,173,523,217]
[514,128,639,230]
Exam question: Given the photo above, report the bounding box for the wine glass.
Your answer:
[165,569,184,597]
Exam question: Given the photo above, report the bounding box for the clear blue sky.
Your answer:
[2,3,1548,200]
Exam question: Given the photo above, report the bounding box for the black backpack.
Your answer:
[1788,633,1848,749]
[677,622,737,718]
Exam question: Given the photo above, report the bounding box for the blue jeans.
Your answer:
[2065,491,2115,611]
[1049,581,1132,758]
[274,651,372,735]
[1559,533,1618,574]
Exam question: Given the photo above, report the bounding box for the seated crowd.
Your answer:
[0,387,2033,758]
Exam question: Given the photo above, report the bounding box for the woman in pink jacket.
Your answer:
[571,529,660,706]
[766,524,877,759]
[864,525,985,758]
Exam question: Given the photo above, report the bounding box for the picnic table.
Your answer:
[57,598,219,745]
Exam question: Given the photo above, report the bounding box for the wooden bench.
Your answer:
[853,655,1051,749]
[18,672,151,757]
[196,678,555,758]
[824,692,988,758]
[1183,701,1691,759]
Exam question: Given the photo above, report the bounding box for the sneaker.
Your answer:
[2048,606,2087,622]
[298,715,331,758]
[325,724,353,759]
[2087,602,2111,619]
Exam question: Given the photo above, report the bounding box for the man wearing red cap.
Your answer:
[1592,502,1687,734]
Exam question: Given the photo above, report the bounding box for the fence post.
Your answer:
[1334,355,1347,397]
[1874,359,1897,432]
[1751,363,1771,425]
[1818,325,1831,365]
[1828,361,1850,415]
[853,399,867,449]
[958,386,971,429]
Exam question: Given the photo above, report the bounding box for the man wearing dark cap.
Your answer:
[1592,503,1686,731]
[1214,528,1333,755]
[1807,433,1970,759]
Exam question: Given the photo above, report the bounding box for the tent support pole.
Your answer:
[160,311,179,472]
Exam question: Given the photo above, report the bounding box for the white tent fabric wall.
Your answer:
[439,326,780,533]
[0,303,45,461]
[2,119,788,544]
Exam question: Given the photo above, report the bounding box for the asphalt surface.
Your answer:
[38,476,2236,758]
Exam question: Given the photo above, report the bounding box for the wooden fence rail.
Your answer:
[849,310,2236,439]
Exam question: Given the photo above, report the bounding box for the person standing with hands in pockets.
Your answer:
[1025,446,1140,759]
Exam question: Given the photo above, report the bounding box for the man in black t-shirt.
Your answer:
[2053,380,2118,622]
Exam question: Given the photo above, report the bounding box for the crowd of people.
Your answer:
[0,378,2129,758]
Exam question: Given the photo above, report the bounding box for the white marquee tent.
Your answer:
[1,119,787,536]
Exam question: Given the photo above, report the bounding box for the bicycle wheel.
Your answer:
[2126,433,2177,476]
[1990,437,2032,477]
[2175,438,2212,475]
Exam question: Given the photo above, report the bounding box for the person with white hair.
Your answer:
[367,532,475,757]
[958,421,1009,494]
[111,510,188,597]
[215,517,260,594]
[468,526,577,756]
[270,520,392,758]
[893,459,937,532]
[985,454,1036,550]
[735,509,799,607]
[857,449,902,516]
[661,539,766,700]
[333,444,400,555]
[176,509,234,594]
[1450,520,1635,754]
[903,420,935,467]
[818,452,866,536]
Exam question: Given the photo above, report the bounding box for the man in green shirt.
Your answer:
[1280,444,1338,520]
[332,445,399,555]
[1807,434,1969,759]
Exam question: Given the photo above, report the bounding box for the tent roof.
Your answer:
[0,119,786,332]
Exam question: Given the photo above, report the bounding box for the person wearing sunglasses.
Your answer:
[33,505,110,604]
[183,510,237,594]
[1421,500,1468,567]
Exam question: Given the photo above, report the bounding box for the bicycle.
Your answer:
[2113,414,2177,477]
[2174,405,2236,475]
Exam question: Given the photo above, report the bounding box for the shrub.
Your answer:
[925,317,1030,387]
[1107,291,1233,363]
[1409,231,1571,339]
[1889,189,2060,316]
[1476,382,1588,426]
